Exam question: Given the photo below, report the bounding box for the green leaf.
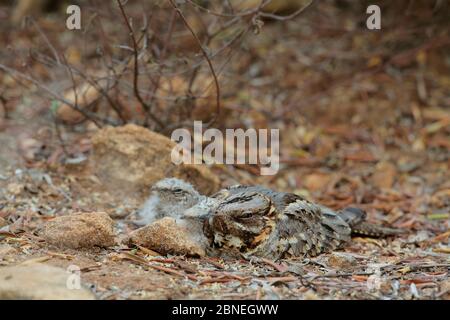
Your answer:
[50,100,60,115]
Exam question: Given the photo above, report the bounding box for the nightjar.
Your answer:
[138,178,402,260]
[137,178,207,225]
[202,185,403,260]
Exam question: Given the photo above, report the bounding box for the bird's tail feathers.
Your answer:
[339,207,405,237]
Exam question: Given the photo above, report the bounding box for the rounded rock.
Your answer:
[41,212,116,249]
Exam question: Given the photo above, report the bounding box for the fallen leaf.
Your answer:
[427,213,450,220]
[399,266,412,274]
[431,230,450,243]
[303,173,332,192]
[371,161,397,189]
[0,217,7,228]
[20,256,52,265]
[433,247,450,254]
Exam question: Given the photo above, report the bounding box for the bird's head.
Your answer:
[151,178,200,209]
[204,191,277,253]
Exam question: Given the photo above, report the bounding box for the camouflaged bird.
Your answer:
[141,179,403,260]
[202,185,403,260]
[137,178,208,225]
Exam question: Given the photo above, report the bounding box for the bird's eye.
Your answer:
[173,188,185,193]
[237,211,253,219]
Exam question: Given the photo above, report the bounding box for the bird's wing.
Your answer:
[278,199,351,256]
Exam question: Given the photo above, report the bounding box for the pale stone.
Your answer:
[41,212,116,249]
[128,217,206,257]
[0,263,95,300]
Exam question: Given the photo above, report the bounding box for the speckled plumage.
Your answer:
[203,185,403,259]
[203,186,351,259]
[137,178,205,225]
[140,179,403,259]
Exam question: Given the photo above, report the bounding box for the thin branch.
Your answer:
[117,0,164,129]
[52,114,70,157]
[169,0,221,127]
[259,0,314,21]
[31,48,128,126]
[29,18,61,65]
[28,17,127,127]
[186,0,273,18]
[146,9,177,127]
[0,64,115,127]
[63,59,128,125]
[0,94,7,120]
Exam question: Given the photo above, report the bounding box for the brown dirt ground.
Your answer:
[0,1,449,300]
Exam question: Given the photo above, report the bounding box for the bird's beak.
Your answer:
[184,205,210,220]
[212,189,230,200]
